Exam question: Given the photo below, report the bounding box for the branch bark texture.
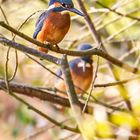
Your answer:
[0,36,139,74]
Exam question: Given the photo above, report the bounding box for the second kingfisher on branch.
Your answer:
[33,0,84,53]
[55,44,93,97]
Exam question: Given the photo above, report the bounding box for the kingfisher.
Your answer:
[55,44,93,97]
[33,0,84,53]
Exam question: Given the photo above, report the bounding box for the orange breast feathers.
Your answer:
[37,12,70,45]
[55,66,93,97]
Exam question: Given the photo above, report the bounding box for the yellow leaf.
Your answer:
[96,121,113,138]
[111,112,139,129]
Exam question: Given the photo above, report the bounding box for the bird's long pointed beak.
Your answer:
[68,8,84,16]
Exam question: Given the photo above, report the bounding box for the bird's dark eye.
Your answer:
[62,3,66,7]
[61,3,73,8]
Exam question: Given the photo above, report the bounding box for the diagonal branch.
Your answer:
[0,36,139,74]
[77,0,101,46]
[94,76,140,88]
[3,88,78,133]
[61,55,88,140]
[0,79,92,113]
[96,1,140,21]
[61,55,81,107]
[0,37,61,65]
[77,0,134,114]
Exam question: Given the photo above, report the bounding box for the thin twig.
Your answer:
[120,47,140,61]
[10,92,79,133]
[94,76,140,87]
[82,56,100,113]
[10,10,44,81]
[97,8,140,32]
[105,20,137,42]
[9,49,18,81]
[96,1,140,21]
[12,10,42,40]
[23,124,55,140]
[23,118,72,140]
[0,5,18,82]
[26,54,60,78]
[0,6,10,29]
[77,0,106,51]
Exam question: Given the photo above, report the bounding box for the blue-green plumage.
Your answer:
[33,0,84,53]
[33,10,51,39]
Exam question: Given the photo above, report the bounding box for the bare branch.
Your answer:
[61,55,87,139]
[77,0,101,46]
[0,36,139,74]
[0,37,61,65]
[0,79,93,113]
[94,76,140,88]
[61,55,81,107]
[82,56,100,113]
[96,1,140,21]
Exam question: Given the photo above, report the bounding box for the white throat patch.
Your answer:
[77,60,91,72]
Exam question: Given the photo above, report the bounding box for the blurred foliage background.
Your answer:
[0,0,140,139]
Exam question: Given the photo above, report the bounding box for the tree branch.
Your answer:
[61,55,89,140]
[77,0,101,46]
[0,37,61,65]
[0,79,92,114]
[94,76,140,88]
[0,36,139,74]
[61,55,81,107]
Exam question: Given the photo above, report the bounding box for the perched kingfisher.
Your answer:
[33,0,84,53]
[55,44,93,97]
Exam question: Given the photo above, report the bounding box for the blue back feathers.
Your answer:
[33,18,44,39]
[33,11,48,39]
[33,8,63,39]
